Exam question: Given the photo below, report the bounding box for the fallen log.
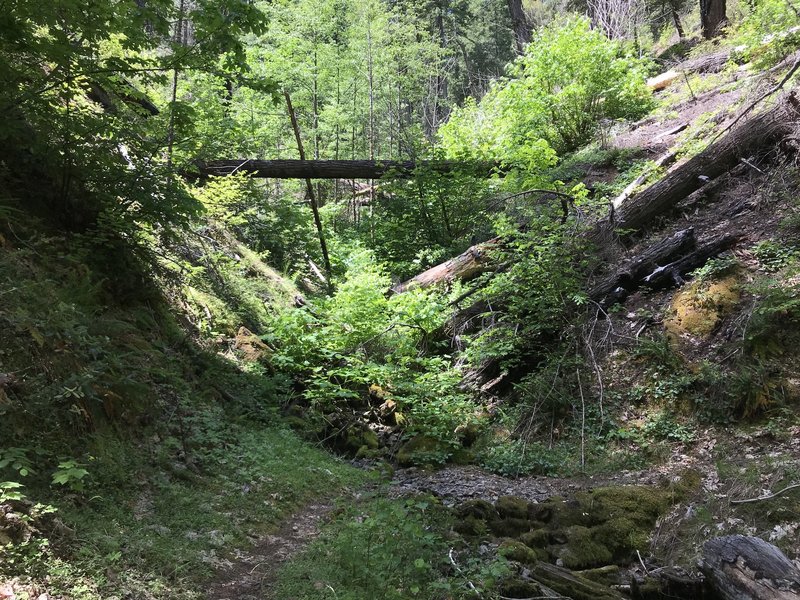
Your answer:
[608,91,800,233]
[612,152,676,210]
[700,535,800,600]
[591,230,739,307]
[631,567,708,600]
[530,562,626,600]
[641,233,738,287]
[194,159,499,180]
[589,228,697,306]
[391,237,502,294]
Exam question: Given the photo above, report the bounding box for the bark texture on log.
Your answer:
[700,535,800,600]
[590,229,739,307]
[607,92,799,233]
[391,237,501,294]
[589,228,696,305]
[195,159,498,180]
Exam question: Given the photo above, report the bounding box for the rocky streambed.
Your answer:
[389,465,800,599]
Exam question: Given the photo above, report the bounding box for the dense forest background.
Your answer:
[2,0,800,598]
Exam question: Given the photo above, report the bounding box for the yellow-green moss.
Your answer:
[665,275,740,338]
[559,525,613,568]
[498,539,539,565]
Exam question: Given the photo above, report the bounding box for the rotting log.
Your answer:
[590,230,739,307]
[530,562,627,600]
[631,567,708,600]
[700,535,800,600]
[606,91,800,234]
[589,228,696,306]
[194,159,499,180]
[391,237,502,294]
[641,233,738,287]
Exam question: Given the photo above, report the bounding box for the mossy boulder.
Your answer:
[456,499,498,521]
[498,539,539,565]
[449,447,475,465]
[558,525,613,569]
[489,517,532,537]
[355,445,384,459]
[543,496,595,528]
[519,529,549,549]
[454,515,489,536]
[527,502,553,523]
[454,499,496,536]
[396,435,449,466]
[496,496,529,520]
[584,486,670,527]
[345,426,379,453]
[593,516,649,560]
[665,275,739,339]
[497,578,543,598]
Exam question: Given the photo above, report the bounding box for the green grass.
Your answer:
[273,494,467,600]
[6,422,371,600]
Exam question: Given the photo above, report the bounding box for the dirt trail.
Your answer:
[205,501,333,600]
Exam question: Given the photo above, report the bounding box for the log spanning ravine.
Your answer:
[194,159,499,180]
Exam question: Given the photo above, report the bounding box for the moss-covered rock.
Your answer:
[558,525,613,569]
[665,275,739,339]
[456,499,498,521]
[454,515,489,536]
[519,529,549,549]
[344,425,375,452]
[489,517,532,537]
[585,486,670,527]
[592,516,649,560]
[396,435,450,466]
[449,447,475,465]
[498,539,539,565]
[454,499,496,536]
[496,496,529,520]
[527,502,553,523]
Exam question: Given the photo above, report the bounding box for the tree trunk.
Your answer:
[195,159,498,180]
[700,535,800,600]
[700,0,727,38]
[391,237,502,293]
[671,3,685,39]
[507,0,532,54]
[606,91,799,234]
[284,92,332,288]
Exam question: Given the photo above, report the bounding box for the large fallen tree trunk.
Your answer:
[607,91,800,233]
[590,229,740,307]
[700,535,800,600]
[589,228,696,305]
[391,237,501,294]
[194,159,499,180]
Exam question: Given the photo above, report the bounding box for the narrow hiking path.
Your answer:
[206,501,337,600]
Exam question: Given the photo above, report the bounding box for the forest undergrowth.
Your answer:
[3,0,800,598]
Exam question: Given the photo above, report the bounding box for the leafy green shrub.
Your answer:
[441,17,653,160]
[751,240,798,273]
[690,254,739,282]
[733,0,800,66]
[268,247,476,449]
[480,439,560,477]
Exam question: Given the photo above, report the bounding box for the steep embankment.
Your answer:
[0,215,373,599]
